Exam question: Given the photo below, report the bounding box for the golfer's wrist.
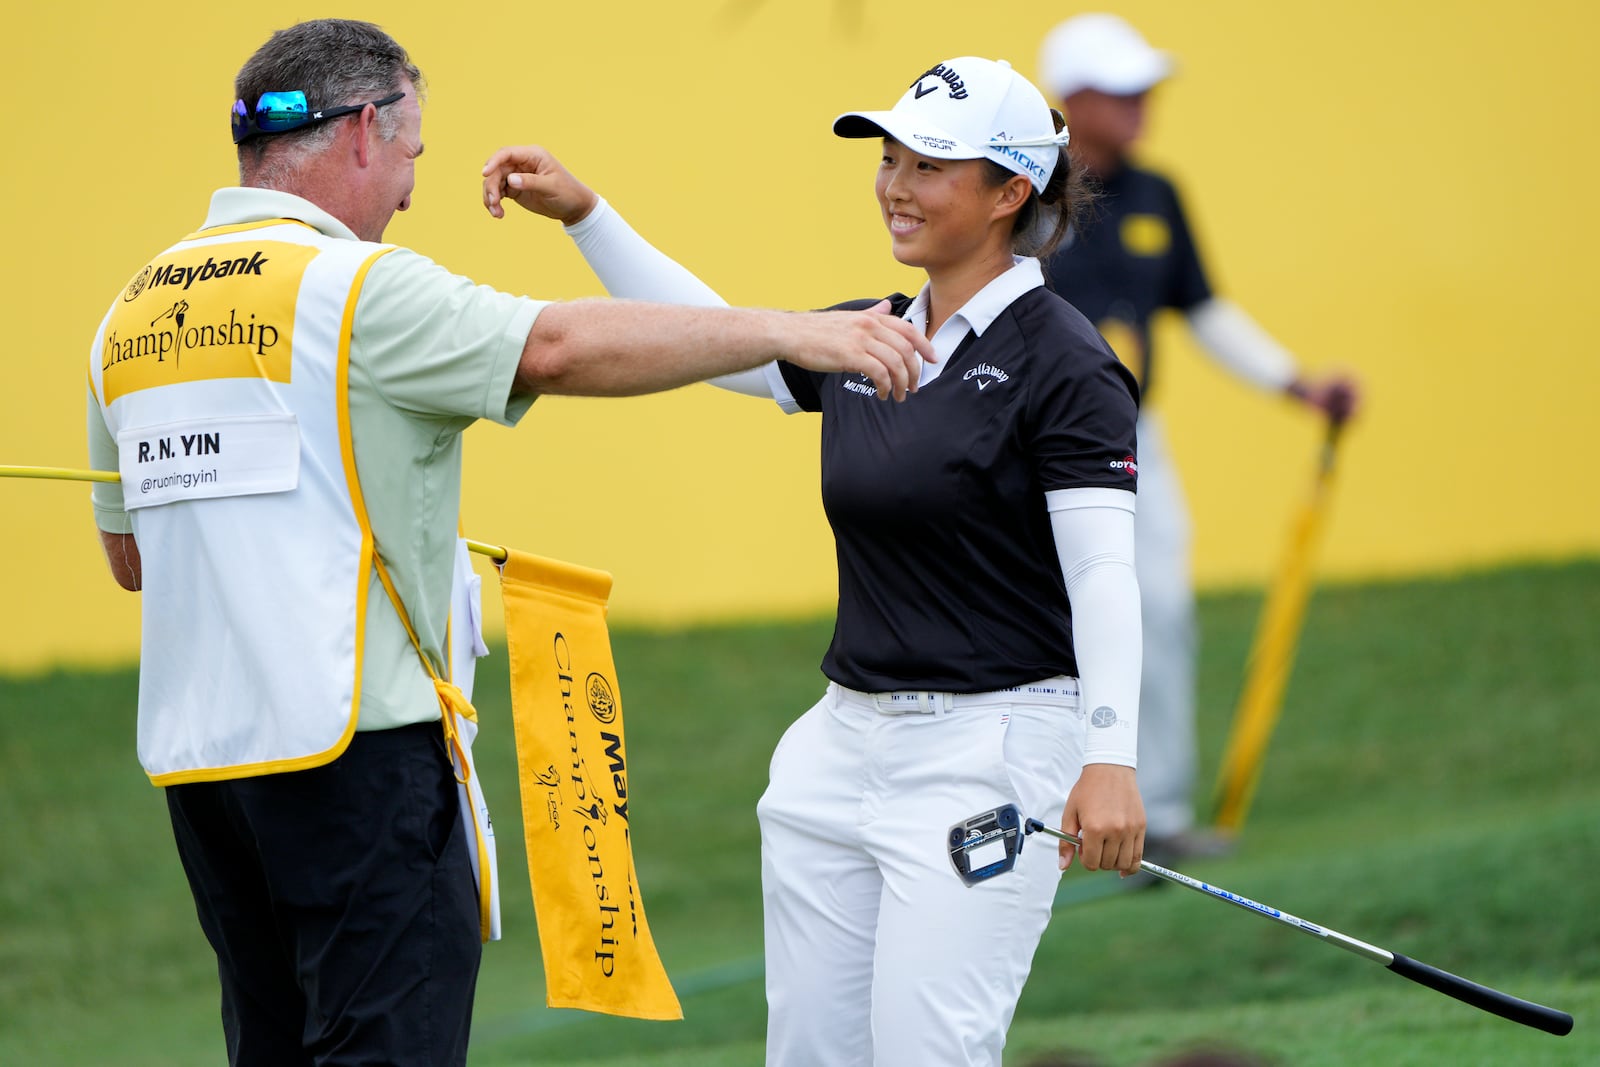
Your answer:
[1080,749,1136,769]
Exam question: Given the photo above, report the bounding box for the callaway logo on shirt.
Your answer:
[962,363,1011,390]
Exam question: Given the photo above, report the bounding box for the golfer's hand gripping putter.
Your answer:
[948,804,1023,886]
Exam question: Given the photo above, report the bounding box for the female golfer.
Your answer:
[485,55,1145,1067]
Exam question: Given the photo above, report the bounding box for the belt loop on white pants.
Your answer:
[830,678,1081,717]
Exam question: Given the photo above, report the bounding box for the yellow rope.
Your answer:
[1,464,509,562]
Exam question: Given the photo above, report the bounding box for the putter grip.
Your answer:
[1386,953,1573,1036]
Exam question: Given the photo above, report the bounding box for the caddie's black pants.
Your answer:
[165,721,480,1067]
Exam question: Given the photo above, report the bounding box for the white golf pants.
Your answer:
[1134,412,1199,838]
[757,680,1084,1067]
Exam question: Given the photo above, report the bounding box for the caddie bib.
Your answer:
[90,219,394,784]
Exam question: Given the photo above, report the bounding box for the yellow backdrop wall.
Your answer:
[3,1,1596,670]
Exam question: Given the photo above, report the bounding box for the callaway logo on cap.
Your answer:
[832,57,1071,194]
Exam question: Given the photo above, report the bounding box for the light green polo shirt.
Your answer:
[88,188,545,730]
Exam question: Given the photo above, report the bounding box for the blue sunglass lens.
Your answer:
[232,89,399,143]
[254,91,310,132]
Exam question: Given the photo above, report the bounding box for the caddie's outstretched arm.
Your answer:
[514,298,928,401]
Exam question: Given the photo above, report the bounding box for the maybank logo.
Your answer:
[586,672,617,724]
[100,240,316,403]
[122,264,152,302]
[147,251,269,293]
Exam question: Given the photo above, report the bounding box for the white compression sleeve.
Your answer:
[564,198,778,400]
[564,197,728,306]
[1045,487,1141,767]
[1185,297,1298,392]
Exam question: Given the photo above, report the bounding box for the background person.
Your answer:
[1036,13,1359,862]
[87,18,930,1067]
[484,55,1144,1066]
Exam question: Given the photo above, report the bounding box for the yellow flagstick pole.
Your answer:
[1210,418,1346,833]
[0,464,121,483]
[0,464,509,562]
[462,538,507,563]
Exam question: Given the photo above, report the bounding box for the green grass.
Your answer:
[2,558,1596,1065]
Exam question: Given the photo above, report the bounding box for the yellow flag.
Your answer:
[1211,424,1344,832]
[498,549,683,1020]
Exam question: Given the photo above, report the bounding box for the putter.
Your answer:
[947,805,1024,886]
[948,805,1573,1036]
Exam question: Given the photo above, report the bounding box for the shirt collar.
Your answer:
[905,256,1046,340]
[903,257,1045,386]
[202,187,360,241]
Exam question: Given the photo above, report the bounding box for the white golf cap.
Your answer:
[1038,13,1173,100]
[833,57,1069,194]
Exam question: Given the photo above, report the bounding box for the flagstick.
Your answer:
[1210,419,1345,831]
[464,539,508,563]
[0,464,121,483]
[1,464,509,562]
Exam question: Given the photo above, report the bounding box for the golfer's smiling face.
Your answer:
[874,138,1019,276]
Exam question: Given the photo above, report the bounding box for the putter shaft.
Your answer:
[1027,818,1386,962]
[1023,818,1572,1036]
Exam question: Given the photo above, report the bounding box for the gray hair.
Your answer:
[233,19,424,186]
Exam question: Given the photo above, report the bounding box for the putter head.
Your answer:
[948,803,1023,886]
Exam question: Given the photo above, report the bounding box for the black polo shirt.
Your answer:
[1042,163,1211,402]
[779,285,1139,693]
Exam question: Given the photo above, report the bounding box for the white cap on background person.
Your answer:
[1037,13,1173,100]
[833,57,1071,194]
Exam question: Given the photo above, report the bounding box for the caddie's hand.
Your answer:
[786,300,934,402]
[1059,763,1145,876]
[481,145,599,225]
[1289,372,1361,426]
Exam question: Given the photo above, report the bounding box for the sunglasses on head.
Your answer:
[231,89,405,144]
[985,109,1072,150]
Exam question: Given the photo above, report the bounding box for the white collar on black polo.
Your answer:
[904,257,1045,386]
